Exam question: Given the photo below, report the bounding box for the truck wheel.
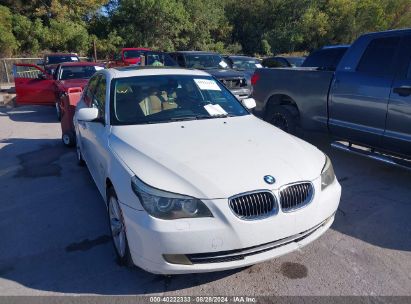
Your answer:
[107,187,134,267]
[62,131,75,147]
[265,105,298,134]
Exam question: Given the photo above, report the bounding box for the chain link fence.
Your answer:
[0,58,41,84]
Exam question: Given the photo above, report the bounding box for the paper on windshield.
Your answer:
[204,104,228,116]
[219,61,228,68]
[95,66,104,70]
[194,79,221,91]
[255,63,263,68]
[71,57,79,61]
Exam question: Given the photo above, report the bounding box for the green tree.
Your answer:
[0,5,18,56]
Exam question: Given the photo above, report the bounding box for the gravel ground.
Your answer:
[0,105,410,296]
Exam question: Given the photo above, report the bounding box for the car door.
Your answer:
[329,35,401,148]
[82,75,109,194]
[383,35,411,157]
[77,75,100,163]
[13,64,56,105]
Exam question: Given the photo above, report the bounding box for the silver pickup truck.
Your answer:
[252,28,411,167]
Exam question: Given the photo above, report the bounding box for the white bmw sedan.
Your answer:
[74,67,341,274]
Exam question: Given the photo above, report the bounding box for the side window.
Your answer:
[84,75,100,106]
[92,75,107,120]
[13,65,43,79]
[177,54,185,66]
[356,36,401,77]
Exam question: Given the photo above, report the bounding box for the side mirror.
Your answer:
[242,98,256,110]
[77,108,99,122]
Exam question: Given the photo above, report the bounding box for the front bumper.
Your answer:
[230,88,251,100]
[121,178,341,274]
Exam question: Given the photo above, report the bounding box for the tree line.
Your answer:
[0,0,410,58]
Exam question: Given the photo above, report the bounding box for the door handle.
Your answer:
[393,86,411,97]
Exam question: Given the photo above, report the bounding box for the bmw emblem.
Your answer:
[264,175,276,185]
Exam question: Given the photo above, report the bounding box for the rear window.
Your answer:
[356,36,401,77]
[59,65,103,80]
[46,55,79,64]
[302,47,348,70]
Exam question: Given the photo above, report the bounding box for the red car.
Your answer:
[108,47,151,67]
[14,62,103,146]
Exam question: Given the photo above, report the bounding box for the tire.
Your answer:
[76,139,85,166]
[62,131,76,147]
[56,102,61,121]
[264,104,298,134]
[107,187,134,267]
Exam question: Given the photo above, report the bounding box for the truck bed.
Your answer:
[252,67,335,131]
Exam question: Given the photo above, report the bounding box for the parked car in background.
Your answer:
[224,55,262,72]
[169,51,251,99]
[108,48,151,67]
[13,61,103,146]
[252,29,411,167]
[73,66,341,274]
[261,56,305,68]
[301,45,350,71]
[108,49,178,68]
[38,53,81,75]
[54,62,104,146]
[224,55,262,84]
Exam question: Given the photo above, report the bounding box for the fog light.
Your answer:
[163,254,192,265]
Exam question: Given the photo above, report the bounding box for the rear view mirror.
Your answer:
[242,98,256,110]
[77,108,99,122]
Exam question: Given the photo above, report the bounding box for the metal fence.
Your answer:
[0,58,40,83]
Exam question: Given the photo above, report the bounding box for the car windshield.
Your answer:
[47,55,79,64]
[59,65,102,80]
[123,50,146,59]
[286,57,305,67]
[230,57,261,70]
[111,75,249,125]
[184,54,228,70]
[146,52,178,67]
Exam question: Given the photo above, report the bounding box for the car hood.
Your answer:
[109,115,325,199]
[58,79,89,91]
[202,68,246,79]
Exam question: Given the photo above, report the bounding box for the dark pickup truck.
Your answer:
[252,28,411,166]
[169,51,251,99]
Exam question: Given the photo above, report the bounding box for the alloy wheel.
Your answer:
[109,197,126,258]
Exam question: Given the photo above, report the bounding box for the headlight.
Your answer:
[321,155,335,190]
[131,176,213,220]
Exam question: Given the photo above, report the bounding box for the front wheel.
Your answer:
[107,188,134,267]
[62,131,75,147]
[265,105,298,134]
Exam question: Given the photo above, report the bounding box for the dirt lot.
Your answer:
[0,105,410,296]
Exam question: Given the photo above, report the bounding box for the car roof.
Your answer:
[122,48,151,51]
[227,55,257,59]
[172,51,218,55]
[59,62,103,67]
[321,44,350,49]
[107,66,210,78]
[44,53,79,57]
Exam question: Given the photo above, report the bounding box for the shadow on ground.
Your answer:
[0,105,56,123]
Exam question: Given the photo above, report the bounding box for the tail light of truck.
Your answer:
[251,73,260,86]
